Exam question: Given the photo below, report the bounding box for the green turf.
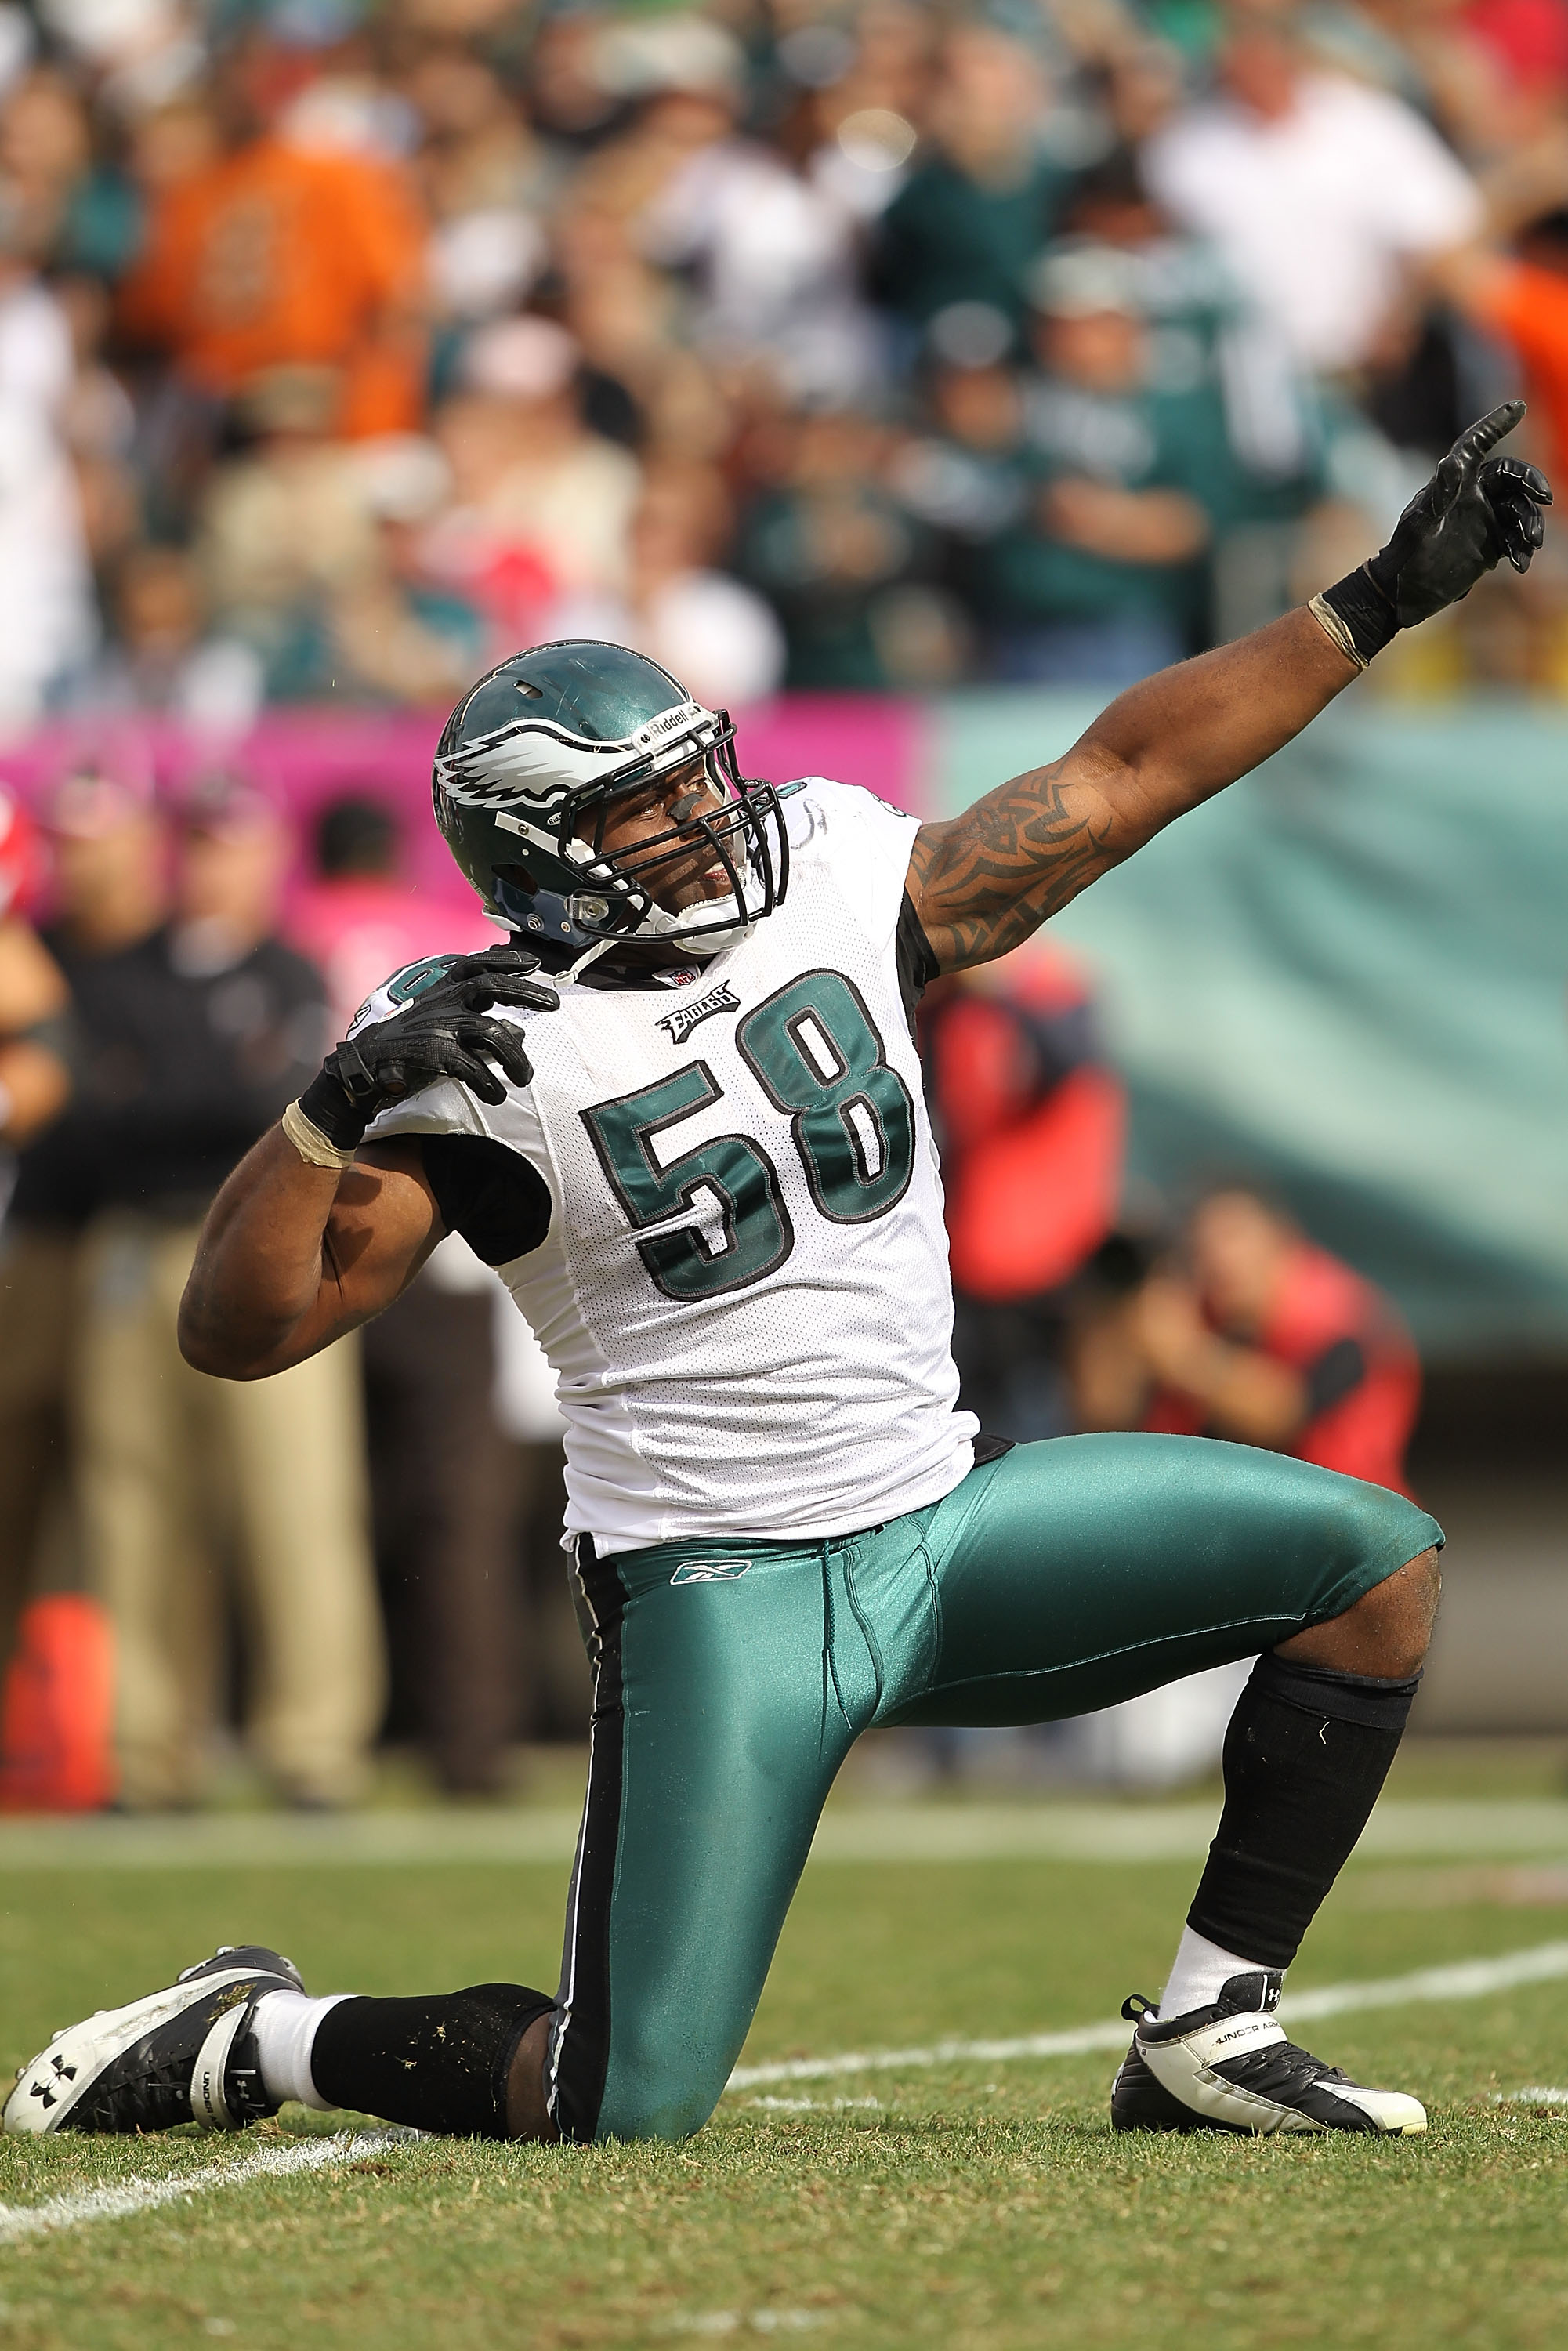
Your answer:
[2,1846,1568,2350]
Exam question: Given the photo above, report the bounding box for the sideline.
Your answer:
[725,1937,1568,2088]
[2,1799,1568,1871]
[0,2132,391,2248]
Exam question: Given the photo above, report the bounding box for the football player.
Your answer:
[8,406,1548,2146]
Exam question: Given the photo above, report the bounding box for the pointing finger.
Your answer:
[1449,399,1526,469]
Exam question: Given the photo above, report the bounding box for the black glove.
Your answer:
[298,946,559,1150]
[1316,400,1552,663]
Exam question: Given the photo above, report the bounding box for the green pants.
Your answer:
[545,1434,1440,2143]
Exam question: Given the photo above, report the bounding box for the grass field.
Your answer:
[3,1755,1568,2350]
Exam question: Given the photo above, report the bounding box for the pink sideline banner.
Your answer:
[0,696,928,915]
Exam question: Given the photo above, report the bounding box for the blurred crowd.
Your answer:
[0,759,1422,1806]
[1,0,1568,728]
[0,766,589,1810]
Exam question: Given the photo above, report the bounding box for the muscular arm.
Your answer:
[907,607,1356,970]
[178,946,556,1378]
[177,1133,444,1379]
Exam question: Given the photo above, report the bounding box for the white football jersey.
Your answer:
[366,779,978,1552]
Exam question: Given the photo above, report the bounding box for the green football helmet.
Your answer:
[432,641,791,965]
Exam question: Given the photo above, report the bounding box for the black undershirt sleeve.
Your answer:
[896,889,941,1037]
[419,1134,552,1266]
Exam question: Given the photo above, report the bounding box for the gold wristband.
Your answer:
[1308,592,1367,672]
[281,1098,358,1172]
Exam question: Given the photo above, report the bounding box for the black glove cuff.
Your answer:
[1320,564,1400,663]
[299,1064,371,1150]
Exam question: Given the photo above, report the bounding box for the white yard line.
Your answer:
[726,1938,1568,2088]
[1281,1940,1568,2022]
[0,2132,389,2248]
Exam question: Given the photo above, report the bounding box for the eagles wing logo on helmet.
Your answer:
[431,641,791,966]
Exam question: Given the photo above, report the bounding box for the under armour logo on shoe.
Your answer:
[29,2056,75,2109]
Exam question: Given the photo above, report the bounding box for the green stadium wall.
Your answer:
[929,690,1568,1358]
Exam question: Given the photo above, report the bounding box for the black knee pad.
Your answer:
[1255,1650,1421,1732]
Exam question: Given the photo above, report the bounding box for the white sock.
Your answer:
[1158,1926,1271,2020]
[251,1990,354,2112]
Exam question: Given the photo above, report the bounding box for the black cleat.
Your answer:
[1110,1971,1426,2137]
[4,1946,305,2136]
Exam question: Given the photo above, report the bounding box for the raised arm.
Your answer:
[909,403,1551,972]
[909,609,1349,969]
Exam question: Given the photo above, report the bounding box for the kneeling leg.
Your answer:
[910,1433,1443,2134]
[1164,1544,1440,2012]
[1115,1543,1439,2136]
[262,1539,849,2144]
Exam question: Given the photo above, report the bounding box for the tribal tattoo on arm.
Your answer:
[906,607,1357,973]
[905,746,1136,972]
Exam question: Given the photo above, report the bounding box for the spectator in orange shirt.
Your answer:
[919,940,1126,1440]
[118,64,427,440]
[1436,206,1568,481]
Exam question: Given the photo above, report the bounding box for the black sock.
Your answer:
[1186,1652,1421,1972]
[310,1983,556,2138]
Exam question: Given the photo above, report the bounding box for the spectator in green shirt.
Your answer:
[984,241,1237,686]
[737,406,932,690]
[1063,149,1324,523]
[888,302,1030,647]
[871,19,1069,339]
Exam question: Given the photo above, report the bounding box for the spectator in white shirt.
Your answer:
[0,200,93,725]
[547,461,784,710]
[582,19,880,408]
[1143,10,1481,379]
[426,316,641,657]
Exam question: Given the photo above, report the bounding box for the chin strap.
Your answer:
[563,936,614,984]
